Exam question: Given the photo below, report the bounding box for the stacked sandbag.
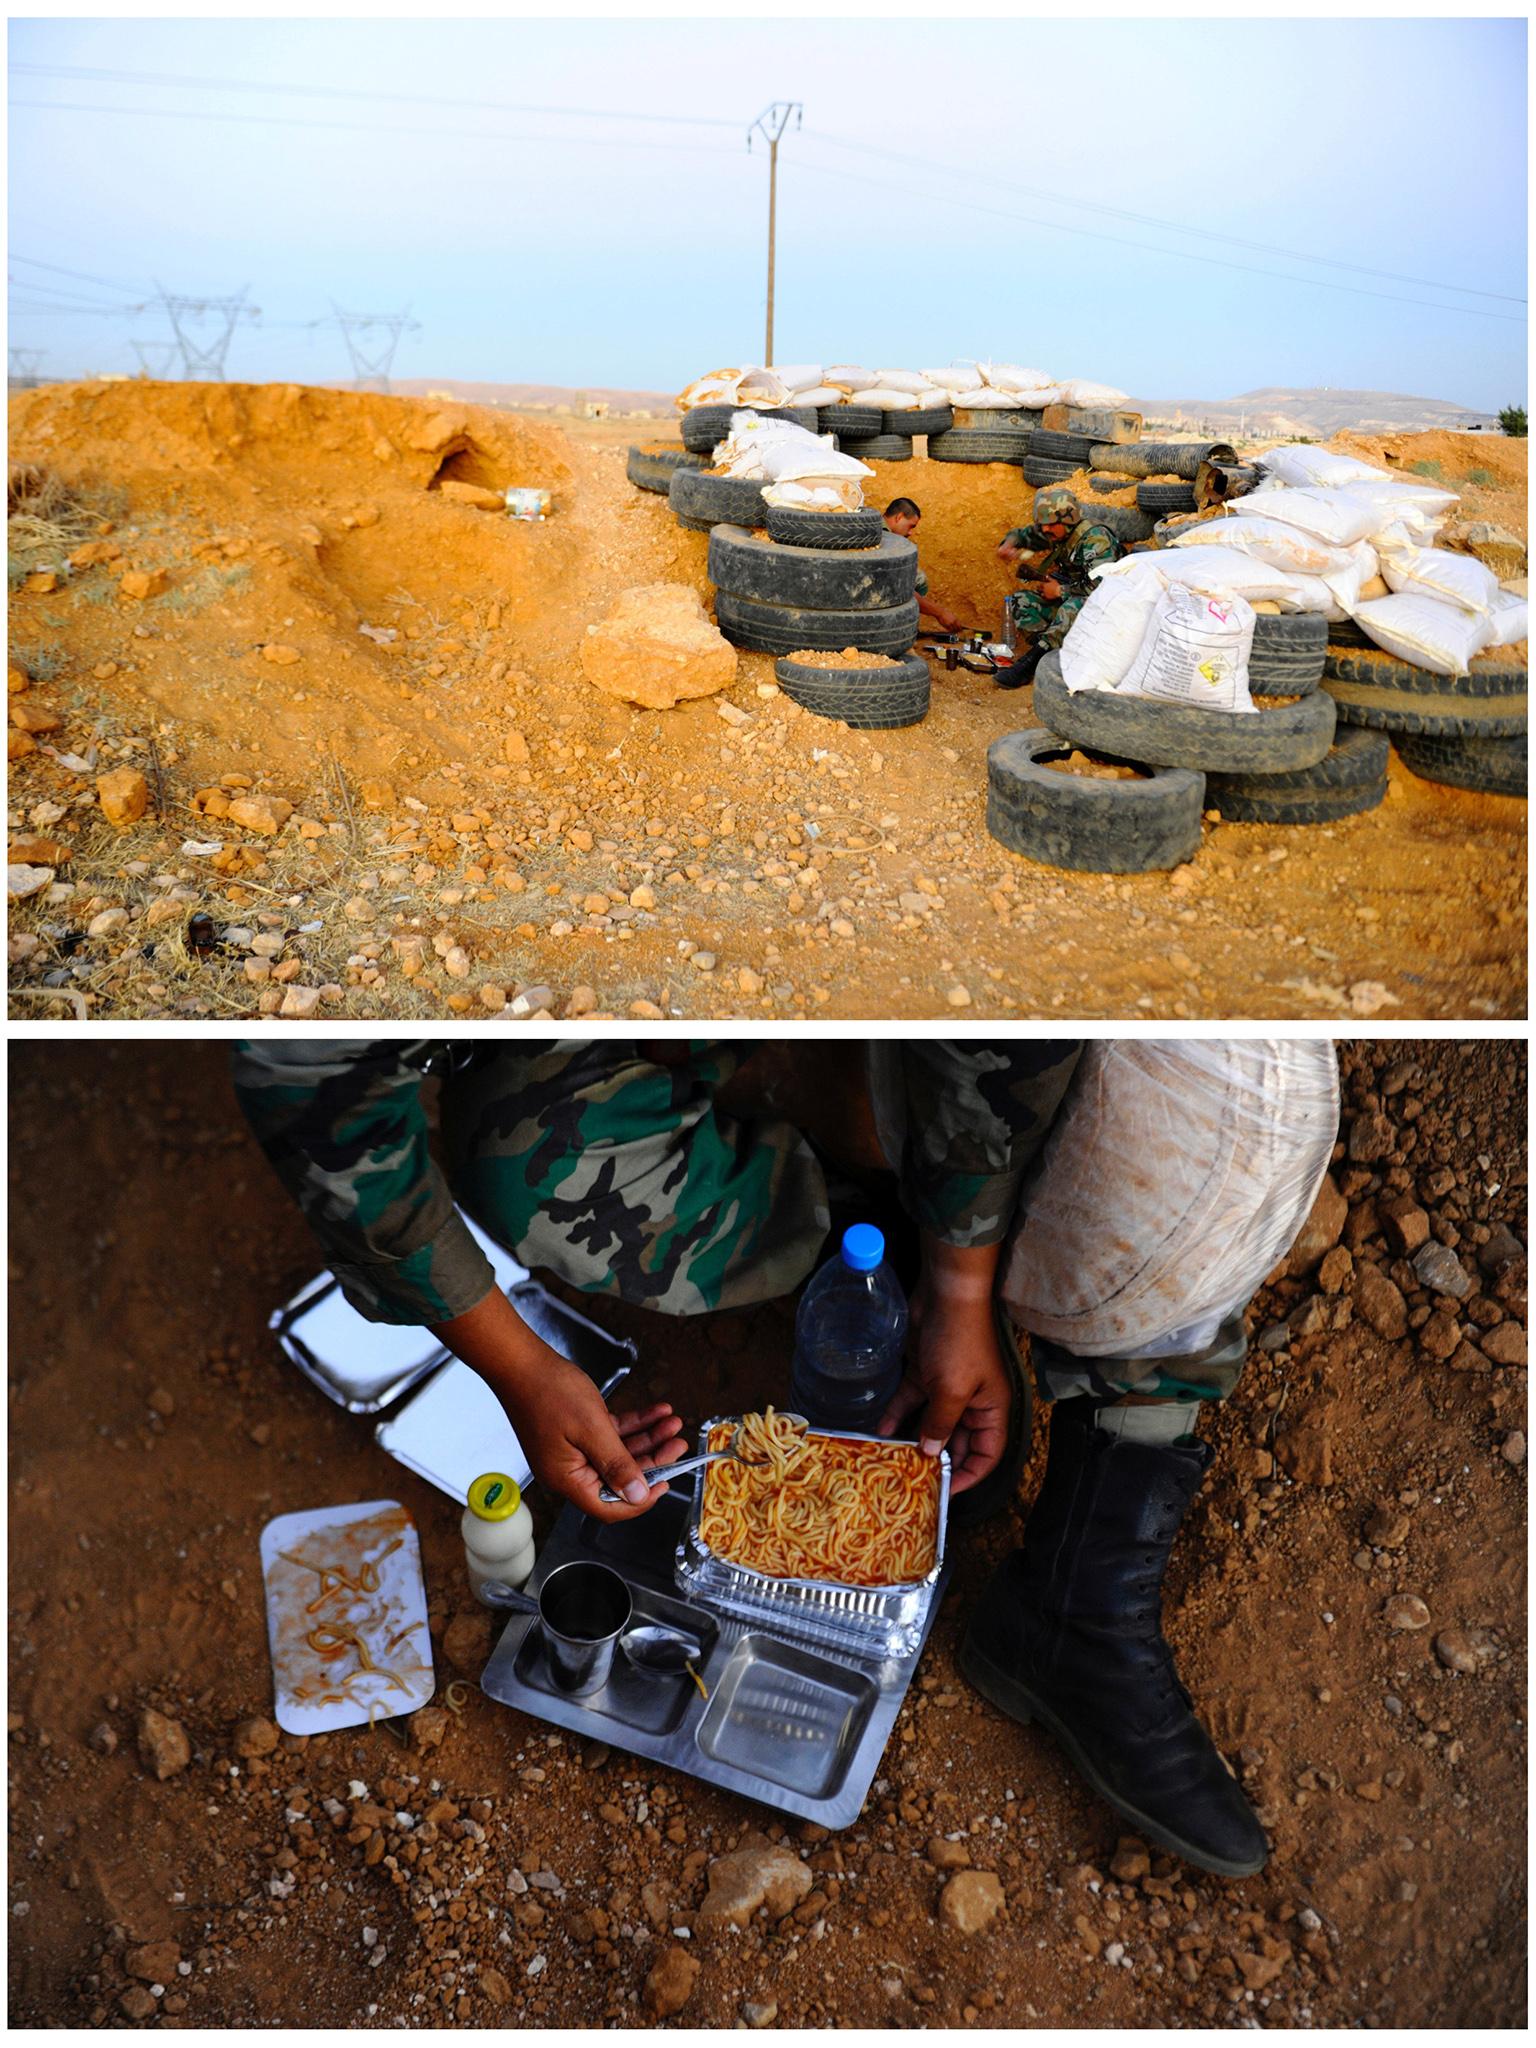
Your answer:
[668,409,872,532]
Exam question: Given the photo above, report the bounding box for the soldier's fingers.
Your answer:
[613,1401,678,1440]
[591,1430,653,1508]
[949,1410,1007,1496]
[916,1382,974,1458]
[876,1378,925,1438]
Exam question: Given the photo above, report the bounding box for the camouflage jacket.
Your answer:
[234,1040,1082,1326]
[1002,519,1123,599]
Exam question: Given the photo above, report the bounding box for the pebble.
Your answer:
[1109,1836,1150,1883]
[925,1837,971,1871]
[742,2000,779,2027]
[1500,1431,1526,1466]
[87,1722,118,1755]
[233,1715,280,1759]
[136,1707,190,1780]
[148,1387,175,1418]
[87,908,129,938]
[1413,1241,1472,1299]
[938,1868,1005,1934]
[1384,1593,1431,1632]
[643,1944,700,2018]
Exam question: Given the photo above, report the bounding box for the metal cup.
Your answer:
[532,1561,632,1694]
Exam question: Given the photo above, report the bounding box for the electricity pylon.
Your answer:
[330,304,421,393]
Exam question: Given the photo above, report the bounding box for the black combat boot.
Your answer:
[994,643,1044,690]
[959,1397,1268,1876]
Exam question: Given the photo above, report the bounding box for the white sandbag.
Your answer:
[855,387,925,411]
[769,364,824,396]
[1377,539,1503,616]
[873,369,939,396]
[736,367,793,408]
[1170,514,1353,580]
[1060,378,1130,408]
[1485,587,1529,648]
[920,366,978,394]
[789,385,849,408]
[1000,1039,1341,1360]
[762,479,863,512]
[675,368,743,412]
[824,364,879,392]
[952,386,1053,409]
[977,362,1056,394]
[1336,477,1459,530]
[1270,574,1349,623]
[1059,561,1167,693]
[1353,592,1494,677]
[1137,544,1296,603]
[1255,444,1391,489]
[1119,582,1256,713]
[1224,486,1383,549]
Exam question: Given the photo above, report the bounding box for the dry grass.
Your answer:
[6,463,127,590]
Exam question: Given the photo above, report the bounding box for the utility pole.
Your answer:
[747,102,801,368]
[330,304,422,393]
[155,286,259,380]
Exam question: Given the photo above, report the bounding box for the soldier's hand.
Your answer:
[875,1278,1012,1496]
[1041,578,1063,601]
[996,540,1022,564]
[509,1357,688,1522]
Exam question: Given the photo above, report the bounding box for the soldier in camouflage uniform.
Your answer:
[235,1036,1315,1877]
[991,484,1123,689]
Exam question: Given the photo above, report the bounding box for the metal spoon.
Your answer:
[597,1413,808,1505]
[619,1622,704,1678]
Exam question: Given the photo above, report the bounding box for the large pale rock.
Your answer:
[97,767,150,827]
[581,584,737,710]
[1286,1173,1347,1277]
[697,1832,813,1928]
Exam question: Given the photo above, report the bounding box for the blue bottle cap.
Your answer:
[841,1223,885,1273]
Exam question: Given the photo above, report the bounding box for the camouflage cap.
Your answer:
[1032,485,1081,528]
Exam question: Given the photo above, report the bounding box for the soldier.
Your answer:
[882,497,964,634]
[991,483,1123,689]
[234,1036,1337,1880]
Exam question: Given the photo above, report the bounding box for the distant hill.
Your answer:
[1128,386,1502,437]
[393,377,674,417]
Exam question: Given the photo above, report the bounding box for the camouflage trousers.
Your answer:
[1006,587,1089,653]
[438,1044,1252,1404]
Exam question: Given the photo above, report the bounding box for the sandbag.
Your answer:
[873,369,940,396]
[762,479,863,512]
[790,386,849,408]
[978,362,1057,395]
[1170,513,1353,580]
[921,366,979,393]
[950,386,1048,409]
[768,364,824,395]
[1377,540,1503,616]
[1336,477,1459,535]
[1060,377,1131,408]
[1059,557,1167,693]
[1255,444,1391,489]
[1119,582,1257,714]
[736,367,794,408]
[824,364,879,391]
[1271,573,1350,622]
[1126,544,1295,603]
[1485,587,1530,648]
[1228,486,1383,548]
[854,387,926,411]
[1353,591,1495,677]
[1000,1039,1341,1360]
[675,368,744,412]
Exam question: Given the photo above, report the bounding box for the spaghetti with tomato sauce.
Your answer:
[699,1409,940,1587]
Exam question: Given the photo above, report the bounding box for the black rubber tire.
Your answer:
[849,434,914,461]
[1205,726,1389,824]
[1137,481,1198,514]
[763,404,820,432]
[952,406,1045,433]
[1034,652,1337,773]
[1322,651,1528,738]
[714,590,920,656]
[1393,729,1527,797]
[1327,619,1372,650]
[674,512,714,534]
[773,653,931,728]
[1030,430,1099,464]
[764,506,886,552]
[1248,612,1328,697]
[708,524,916,611]
[1022,455,1081,487]
[929,428,1032,465]
[626,445,706,494]
[680,405,742,453]
[1090,440,1237,481]
[1087,474,1133,495]
[895,405,954,436]
[668,468,769,530]
[1076,504,1156,545]
[986,726,1205,873]
[818,404,883,439]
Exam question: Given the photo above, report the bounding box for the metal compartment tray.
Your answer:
[674,1416,949,1661]
[479,1488,949,1831]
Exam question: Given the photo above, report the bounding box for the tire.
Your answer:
[1205,726,1389,824]
[849,433,914,461]
[895,405,953,436]
[1090,441,1236,481]
[1393,729,1527,797]
[680,405,742,453]
[773,653,931,728]
[953,407,1045,433]
[764,506,886,552]
[714,589,920,656]
[668,468,769,530]
[626,445,706,494]
[1077,503,1157,545]
[1022,455,1080,487]
[1034,652,1337,773]
[1029,430,1099,465]
[929,428,1032,465]
[1322,650,1528,738]
[1327,619,1372,650]
[986,727,1205,873]
[1087,474,1132,495]
[708,524,916,611]
[1248,613,1327,697]
[1137,481,1198,514]
[818,404,883,439]
[763,405,820,432]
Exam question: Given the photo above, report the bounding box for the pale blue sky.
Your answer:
[8,16,1528,409]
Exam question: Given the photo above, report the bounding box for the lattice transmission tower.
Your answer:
[130,338,179,379]
[330,304,421,393]
[8,347,46,387]
[155,286,260,379]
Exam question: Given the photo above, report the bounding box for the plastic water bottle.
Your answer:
[790,1223,909,1432]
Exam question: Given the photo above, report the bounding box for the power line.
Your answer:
[7,276,145,312]
[10,252,153,294]
[781,156,1528,326]
[9,62,743,129]
[799,128,1526,307]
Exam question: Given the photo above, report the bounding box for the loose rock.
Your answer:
[643,1944,700,2018]
[136,1707,191,1780]
[939,1868,1006,1934]
[698,1834,814,1929]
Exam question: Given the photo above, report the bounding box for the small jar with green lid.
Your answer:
[462,1471,536,1603]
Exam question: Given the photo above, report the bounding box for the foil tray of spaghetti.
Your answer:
[674,1415,950,1662]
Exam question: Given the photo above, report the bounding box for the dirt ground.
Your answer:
[7,1037,1527,2029]
[6,383,1527,1023]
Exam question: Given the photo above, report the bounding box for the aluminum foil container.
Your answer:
[674,1415,950,1662]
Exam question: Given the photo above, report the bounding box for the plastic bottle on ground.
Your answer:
[790,1222,909,1433]
[462,1472,535,1603]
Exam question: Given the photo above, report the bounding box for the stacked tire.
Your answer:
[1321,632,1528,800]
[626,445,708,495]
[706,522,921,662]
[930,407,1041,466]
[818,403,918,462]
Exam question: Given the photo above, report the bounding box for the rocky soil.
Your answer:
[6,1038,1526,2027]
[6,384,1527,1022]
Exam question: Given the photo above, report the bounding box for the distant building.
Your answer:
[426,387,457,400]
